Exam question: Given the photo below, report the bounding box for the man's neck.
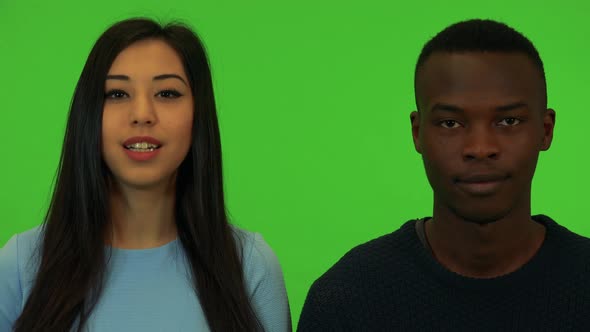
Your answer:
[424,205,546,279]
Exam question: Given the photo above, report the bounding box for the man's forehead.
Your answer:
[415,52,544,110]
[417,51,540,80]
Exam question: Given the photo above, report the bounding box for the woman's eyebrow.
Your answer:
[106,74,129,81]
[153,74,188,86]
[105,74,188,87]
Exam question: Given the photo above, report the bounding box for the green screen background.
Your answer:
[1,0,589,327]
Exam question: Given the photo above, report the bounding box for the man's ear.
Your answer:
[410,111,422,154]
[541,108,556,151]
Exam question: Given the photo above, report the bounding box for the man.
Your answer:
[297,19,590,331]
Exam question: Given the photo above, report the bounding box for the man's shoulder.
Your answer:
[314,219,419,287]
[539,215,590,273]
[298,219,422,328]
[538,214,590,255]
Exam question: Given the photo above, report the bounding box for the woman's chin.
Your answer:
[112,173,176,192]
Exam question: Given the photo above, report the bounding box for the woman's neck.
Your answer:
[107,180,178,249]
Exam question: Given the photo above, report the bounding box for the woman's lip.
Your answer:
[123,136,162,146]
[123,146,161,161]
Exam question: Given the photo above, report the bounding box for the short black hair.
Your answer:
[415,19,546,104]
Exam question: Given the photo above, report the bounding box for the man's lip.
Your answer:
[123,136,162,146]
[454,173,509,196]
[456,173,508,183]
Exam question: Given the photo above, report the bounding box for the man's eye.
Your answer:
[498,117,521,126]
[157,90,183,98]
[440,120,461,128]
[104,90,128,99]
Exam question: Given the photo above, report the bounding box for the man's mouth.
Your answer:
[455,173,509,196]
[457,174,508,183]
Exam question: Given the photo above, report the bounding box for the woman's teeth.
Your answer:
[125,142,160,151]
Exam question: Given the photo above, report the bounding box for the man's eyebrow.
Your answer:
[429,102,529,113]
[105,74,188,87]
[153,74,188,86]
[430,103,464,113]
[495,102,528,112]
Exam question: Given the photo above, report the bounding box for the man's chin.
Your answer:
[465,217,502,226]
[450,206,511,226]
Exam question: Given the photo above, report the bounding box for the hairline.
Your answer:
[414,49,548,112]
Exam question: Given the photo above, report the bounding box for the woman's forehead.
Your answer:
[107,39,186,80]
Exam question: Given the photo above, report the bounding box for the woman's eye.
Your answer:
[440,120,461,129]
[104,90,128,99]
[498,117,521,126]
[157,90,182,98]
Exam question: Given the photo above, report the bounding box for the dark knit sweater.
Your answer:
[297,215,590,332]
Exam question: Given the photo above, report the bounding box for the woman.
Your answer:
[0,18,290,331]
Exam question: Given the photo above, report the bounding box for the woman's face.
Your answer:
[102,39,194,190]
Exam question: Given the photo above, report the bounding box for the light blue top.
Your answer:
[0,226,291,331]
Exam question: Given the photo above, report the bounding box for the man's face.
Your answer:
[411,52,555,224]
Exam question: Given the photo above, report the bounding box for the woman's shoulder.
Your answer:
[229,224,286,292]
[0,225,43,279]
[230,225,279,270]
[0,225,43,330]
[230,225,292,330]
[0,225,43,270]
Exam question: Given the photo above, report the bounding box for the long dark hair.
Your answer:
[14,18,261,332]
